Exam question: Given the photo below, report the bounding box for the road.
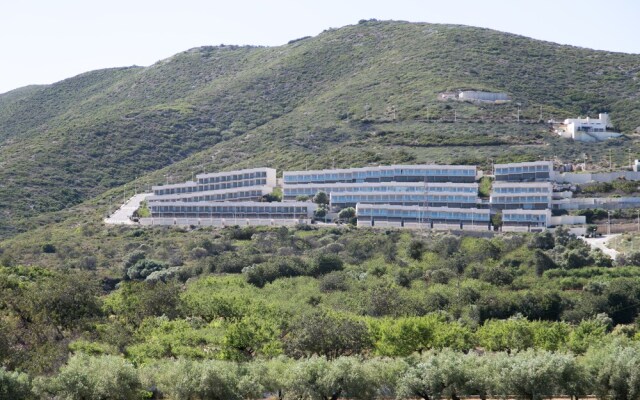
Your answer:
[104,193,150,225]
[580,234,620,260]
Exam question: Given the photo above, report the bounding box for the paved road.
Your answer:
[580,234,620,260]
[104,193,150,225]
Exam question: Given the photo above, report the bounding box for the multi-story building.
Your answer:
[283,164,476,185]
[355,203,490,229]
[330,189,479,209]
[494,161,552,182]
[151,168,276,197]
[148,168,276,206]
[283,181,478,203]
[148,201,316,220]
[489,182,552,210]
[501,209,551,232]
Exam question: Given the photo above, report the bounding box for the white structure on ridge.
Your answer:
[559,113,621,142]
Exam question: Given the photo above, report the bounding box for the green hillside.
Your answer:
[2,20,640,238]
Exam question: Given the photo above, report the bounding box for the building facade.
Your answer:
[494,161,553,182]
[283,164,476,185]
[356,203,490,229]
[148,201,316,220]
[489,182,552,210]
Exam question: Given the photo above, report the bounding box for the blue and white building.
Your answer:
[501,209,551,232]
[489,182,553,210]
[494,161,552,182]
[356,203,490,229]
[283,164,476,185]
[147,201,316,223]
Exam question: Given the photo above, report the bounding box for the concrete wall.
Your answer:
[554,171,640,184]
[553,197,640,210]
[550,215,586,225]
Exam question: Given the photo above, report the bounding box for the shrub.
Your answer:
[43,354,142,400]
[0,367,32,399]
[147,359,243,400]
[42,243,56,254]
[309,253,344,277]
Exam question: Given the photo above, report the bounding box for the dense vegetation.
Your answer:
[3,19,640,398]
[3,226,640,397]
[2,20,640,238]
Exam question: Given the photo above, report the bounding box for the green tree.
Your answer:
[338,207,356,221]
[583,341,640,400]
[477,317,534,351]
[284,356,377,400]
[147,359,242,400]
[313,191,330,205]
[40,354,143,400]
[284,311,371,359]
[309,253,344,277]
[104,280,182,327]
[0,367,33,400]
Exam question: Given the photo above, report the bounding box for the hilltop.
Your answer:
[1,20,640,238]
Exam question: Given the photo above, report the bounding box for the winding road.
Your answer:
[104,193,150,225]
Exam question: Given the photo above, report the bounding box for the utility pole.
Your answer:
[539,105,543,122]
[628,148,632,170]
[607,210,611,235]
[609,149,613,170]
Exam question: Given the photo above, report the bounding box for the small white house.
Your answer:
[559,113,621,142]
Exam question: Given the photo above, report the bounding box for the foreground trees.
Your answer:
[9,343,640,399]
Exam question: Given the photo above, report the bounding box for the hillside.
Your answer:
[2,20,640,238]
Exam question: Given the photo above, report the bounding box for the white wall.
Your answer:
[554,171,640,184]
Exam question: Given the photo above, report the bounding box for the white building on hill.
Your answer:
[559,113,621,142]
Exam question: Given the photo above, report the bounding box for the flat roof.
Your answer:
[284,164,476,176]
[196,167,275,180]
[494,161,553,168]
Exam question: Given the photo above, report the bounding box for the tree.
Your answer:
[528,232,555,250]
[284,311,371,359]
[397,350,467,400]
[104,280,182,327]
[40,354,143,400]
[126,259,168,281]
[313,191,329,205]
[284,356,377,400]
[148,359,242,400]
[0,367,32,400]
[309,253,344,277]
[338,207,356,221]
[532,249,556,276]
[477,317,534,351]
[583,341,640,400]
[408,239,425,260]
[497,350,581,400]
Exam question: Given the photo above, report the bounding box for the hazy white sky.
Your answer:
[1,0,639,94]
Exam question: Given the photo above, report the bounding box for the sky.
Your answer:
[1,0,639,94]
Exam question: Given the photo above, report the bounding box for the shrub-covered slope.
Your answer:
[2,20,640,237]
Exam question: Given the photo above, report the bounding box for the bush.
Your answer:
[42,243,56,254]
[43,354,142,400]
[127,259,168,281]
[319,271,349,292]
[309,253,344,277]
[147,359,243,400]
[244,257,307,287]
[0,367,32,399]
